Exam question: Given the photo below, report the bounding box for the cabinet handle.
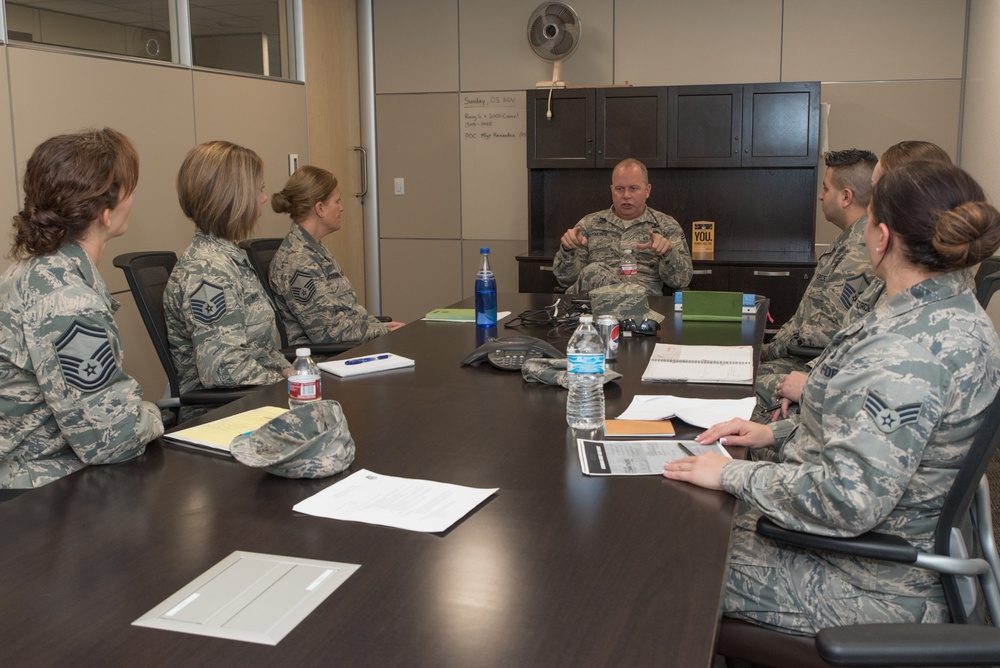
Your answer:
[692,269,713,275]
[754,270,790,277]
[540,265,553,272]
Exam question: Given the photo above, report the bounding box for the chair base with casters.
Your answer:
[113,251,256,427]
[715,388,1000,668]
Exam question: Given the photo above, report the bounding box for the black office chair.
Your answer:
[975,256,1000,308]
[113,251,256,426]
[239,238,393,359]
[716,387,1000,668]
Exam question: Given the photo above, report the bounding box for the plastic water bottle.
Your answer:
[566,314,605,429]
[620,248,638,282]
[288,348,321,408]
[475,247,498,327]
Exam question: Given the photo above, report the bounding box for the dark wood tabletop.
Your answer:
[0,293,765,667]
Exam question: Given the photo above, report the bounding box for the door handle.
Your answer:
[353,146,367,198]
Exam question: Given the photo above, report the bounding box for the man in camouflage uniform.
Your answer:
[0,242,163,487]
[553,158,693,296]
[754,149,877,420]
[270,223,388,345]
[164,229,289,407]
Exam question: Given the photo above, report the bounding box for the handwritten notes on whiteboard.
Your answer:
[460,92,527,241]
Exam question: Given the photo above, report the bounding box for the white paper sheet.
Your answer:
[292,469,498,533]
[615,395,756,429]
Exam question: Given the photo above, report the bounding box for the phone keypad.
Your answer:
[490,350,526,369]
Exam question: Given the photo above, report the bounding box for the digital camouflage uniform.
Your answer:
[0,243,163,488]
[722,270,1000,635]
[552,206,693,296]
[164,230,288,407]
[754,215,875,415]
[270,224,388,345]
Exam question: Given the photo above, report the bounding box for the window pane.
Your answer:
[191,0,285,78]
[5,1,173,63]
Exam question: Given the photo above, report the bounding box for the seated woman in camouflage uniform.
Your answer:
[664,161,1000,635]
[0,128,163,488]
[270,165,403,345]
[164,141,290,418]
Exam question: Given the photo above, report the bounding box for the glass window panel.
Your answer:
[5,1,173,63]
[190,0,285,78]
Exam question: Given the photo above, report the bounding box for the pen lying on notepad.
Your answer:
[345,354,391,366]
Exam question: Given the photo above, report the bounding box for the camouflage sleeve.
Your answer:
[26,293,163,465]
[184,269,288,388]
[552,218,590,289]
[721,333,944,537]
[654,214,693,290]
[279,262,388,344]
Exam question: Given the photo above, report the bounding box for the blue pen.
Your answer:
[345,354,391,365]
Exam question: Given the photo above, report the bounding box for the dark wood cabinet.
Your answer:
[668,81,820,168]
[668,84,742,168]
[527,86,668,168]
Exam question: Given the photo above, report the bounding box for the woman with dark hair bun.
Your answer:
[0,128,163,488]
[664,161,1000,635]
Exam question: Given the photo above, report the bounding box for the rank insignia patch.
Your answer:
[191,281,227,324]
[840,273,872,309]
[863,389,921,433]
[290,271,316,304]
[55,320,117,391]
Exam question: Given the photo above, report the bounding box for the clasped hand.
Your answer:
[770,371,807,421]
[661,418,775,490]
[560,229,672,256]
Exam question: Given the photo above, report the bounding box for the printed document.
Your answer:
[292,469,498,533]
[641,343,753,384]
[578,439,731,476]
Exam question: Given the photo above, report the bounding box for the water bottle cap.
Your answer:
[480,247,490,254]
[296,348,312,357]
[578,314,593,323]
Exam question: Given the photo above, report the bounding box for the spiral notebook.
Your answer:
[641,343,753,384]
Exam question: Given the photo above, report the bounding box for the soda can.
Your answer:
[596,314,619,362]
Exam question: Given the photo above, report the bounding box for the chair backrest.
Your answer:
[238,238,290,347]
[975,256,1000,308]
[112,251,181,398]
[935,385,1000,623]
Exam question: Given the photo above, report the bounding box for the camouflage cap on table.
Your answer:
[521,358,623,388]
[230,400,355,478]
[589,283,665,323]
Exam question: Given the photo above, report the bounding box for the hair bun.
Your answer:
[933,201,1000,268]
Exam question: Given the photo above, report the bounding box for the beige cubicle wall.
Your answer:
[0,43,309,401]
[371,0,971,318]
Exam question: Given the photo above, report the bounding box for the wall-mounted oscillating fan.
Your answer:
[527,2,581,89]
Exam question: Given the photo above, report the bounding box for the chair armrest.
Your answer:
[281,342,359,361]
[756,517,918,563]
[375,315,393,323]
[787,344,823,360]
[179,386,257,405]
[817,623,1000,666]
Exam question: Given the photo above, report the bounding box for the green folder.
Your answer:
[676,291,743,322]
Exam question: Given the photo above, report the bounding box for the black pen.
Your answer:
[763,402,782,413]
[677,442,697,457]
[345,354,391,366]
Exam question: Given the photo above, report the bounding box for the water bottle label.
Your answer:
[288,374,321,401]
[567,353,605,374]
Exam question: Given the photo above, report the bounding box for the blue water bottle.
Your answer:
[475,248,498,327]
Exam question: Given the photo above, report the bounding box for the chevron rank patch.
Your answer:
[863,389,921,433]
[190,281,227,324]
[840,273,872,309]
[290,271,317,304]
[55,320,117,391]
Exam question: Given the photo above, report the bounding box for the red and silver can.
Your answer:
[596,314,619,362]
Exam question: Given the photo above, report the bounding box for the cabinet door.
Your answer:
[741,82,820,167]
[732,265,814,338]
[687,263,731,292]
[526,88,595,168]
[517,257,561,293]
[667,84,742,168]
[596,87,668,168]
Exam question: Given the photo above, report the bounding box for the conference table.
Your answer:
[0,293,767,667]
